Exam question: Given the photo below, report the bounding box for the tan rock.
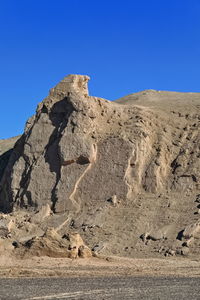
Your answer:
[182,222,200,239]
[183,237,195,247]
[0,215,15,237]
[31,204,52,224]
[78,245,93,258]
[68,232,84,249]
[68,248,78,259]
[141,224,174,243]
[181,247,190,256]
[18,227,70,258]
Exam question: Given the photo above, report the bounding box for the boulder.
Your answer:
[19,228,70,258]
[141,224,174,244]
[0,215,15,237]
[182,222,200,240]
[68,232,84,249]
[78,245,92,258]
[16,228,92,259]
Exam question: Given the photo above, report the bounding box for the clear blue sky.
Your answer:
[0,0,200,139]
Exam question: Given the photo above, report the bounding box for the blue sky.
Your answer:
[0,0,200,139]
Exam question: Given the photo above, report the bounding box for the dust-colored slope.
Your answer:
[0,136,20,155]
[116,89,200,112]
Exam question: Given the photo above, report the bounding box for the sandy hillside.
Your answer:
[0,76,200,274]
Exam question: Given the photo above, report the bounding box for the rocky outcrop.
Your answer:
[15,228,92,258]
[0,214,15,237]
[0,75,147,213]
[1,75,200,216]
[1,75,200,259]
[0,75,175,213]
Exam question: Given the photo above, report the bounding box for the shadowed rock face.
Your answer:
[1,75,200,220]
[0,136,20,183]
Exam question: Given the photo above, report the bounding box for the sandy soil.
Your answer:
[1,255,200,278]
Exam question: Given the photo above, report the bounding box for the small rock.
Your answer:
[182,237,194,247]
[195,194,200,203]
[92,242,105,253]
[0,216,15,237]
[107,195,118,206]
[106,257,113,262]
[182,222,200,239]
[69,247,78,259]
[78,245,92,258]
[181,247,190,256]
[68,232,84,250]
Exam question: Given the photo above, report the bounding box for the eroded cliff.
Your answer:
[1,75,200,258]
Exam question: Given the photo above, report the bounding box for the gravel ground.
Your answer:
[1,276,200,300]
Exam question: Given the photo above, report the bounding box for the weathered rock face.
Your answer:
[0,75,141,213]
[1,75,200,259]
[1,75,200,221]
[0,75,199,212]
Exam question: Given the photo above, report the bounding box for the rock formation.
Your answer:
[15,228,92,258]
[0,74,152,213]
[1,75,200,258]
